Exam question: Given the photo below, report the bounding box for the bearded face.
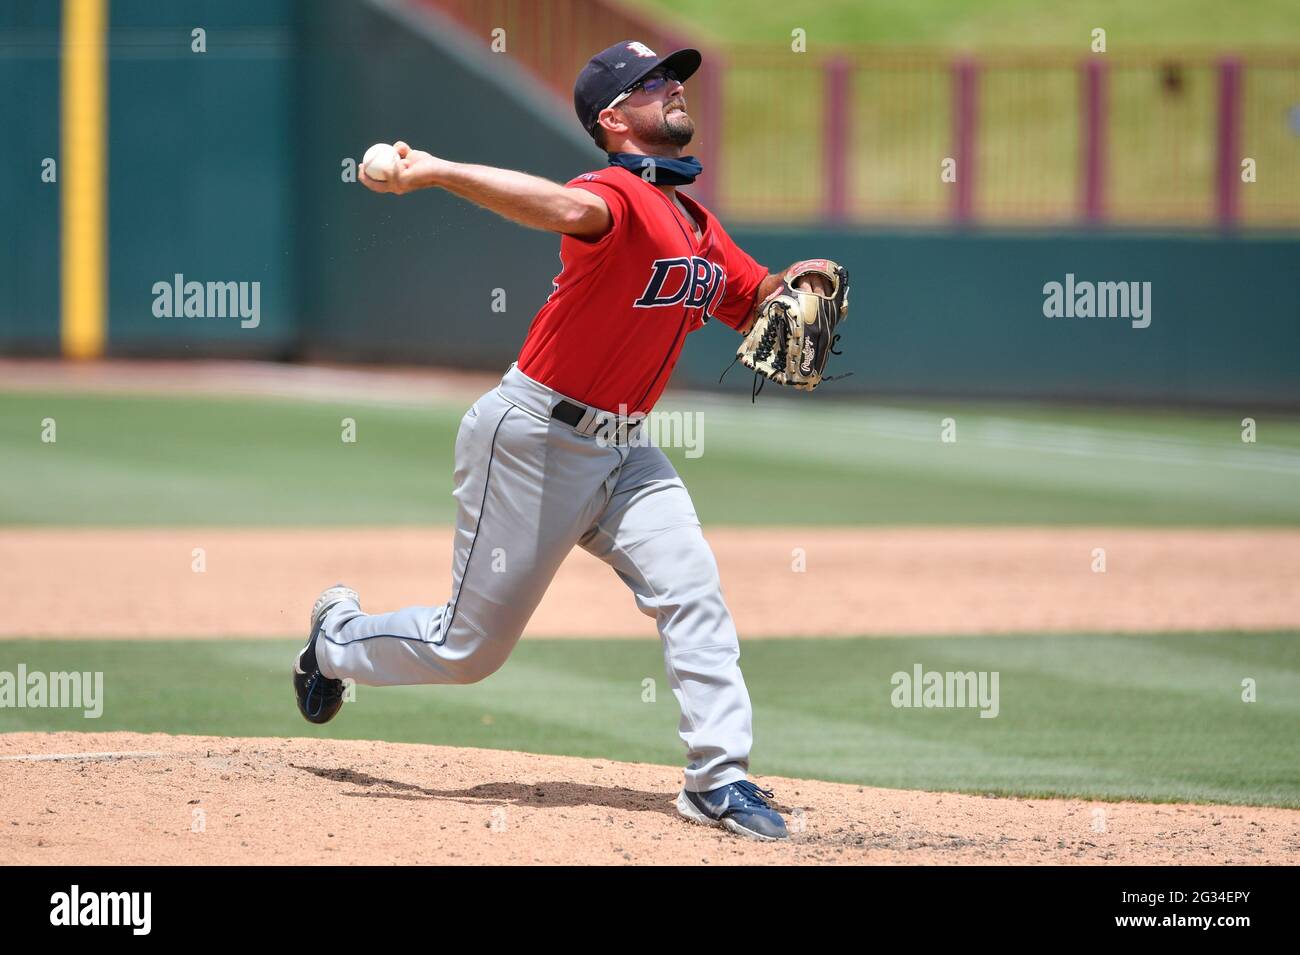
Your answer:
[628,96,694,148]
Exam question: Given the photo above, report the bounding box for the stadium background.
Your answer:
[5,0,1300,402]
[1,0,1298,863]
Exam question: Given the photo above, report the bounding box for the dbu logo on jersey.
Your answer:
[633,256,726,316]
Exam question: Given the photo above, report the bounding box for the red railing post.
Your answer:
[824,56,852,224]
[1080,57,1108,224]
[952,57,978,224]
[694,48,724,209]
[1216,57,1243,228]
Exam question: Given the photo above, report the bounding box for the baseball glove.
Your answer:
[727,259,851,398]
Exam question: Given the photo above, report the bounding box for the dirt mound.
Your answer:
[2,732,1296,865]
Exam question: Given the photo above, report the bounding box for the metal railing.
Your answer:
[414,0,1300,228]
[719,47,1300,228]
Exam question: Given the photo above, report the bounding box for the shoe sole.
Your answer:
[674,789,783,843]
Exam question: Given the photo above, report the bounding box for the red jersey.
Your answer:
[516,166,768,414]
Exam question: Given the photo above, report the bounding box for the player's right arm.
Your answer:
[359,141,611,239]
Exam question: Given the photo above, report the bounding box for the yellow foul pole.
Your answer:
[60,0,108,359]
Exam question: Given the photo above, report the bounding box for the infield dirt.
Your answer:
[4,527,1299,638]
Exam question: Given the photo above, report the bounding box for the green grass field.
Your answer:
[2,633,1296,807]
[2,390,1298,525]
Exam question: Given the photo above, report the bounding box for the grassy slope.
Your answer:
[1,633,1296,807]
[2,390,1299,525]
[620,0,1300,47]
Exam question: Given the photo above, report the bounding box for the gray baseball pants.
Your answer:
[315,364,752,792]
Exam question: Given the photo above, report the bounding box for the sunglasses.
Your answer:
[607,69,681,110]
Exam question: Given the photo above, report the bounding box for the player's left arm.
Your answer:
[709,220,835,333]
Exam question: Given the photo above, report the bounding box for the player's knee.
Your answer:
[445,645,511,685]
[660,546,722,602]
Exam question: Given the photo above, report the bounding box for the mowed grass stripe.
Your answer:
[3,391,1298,525]
[1,633,1295,807]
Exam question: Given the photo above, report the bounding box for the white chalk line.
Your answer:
[0,750,165,763]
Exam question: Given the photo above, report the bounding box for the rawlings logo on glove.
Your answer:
[800,338,816,374]
[724,259,851,398]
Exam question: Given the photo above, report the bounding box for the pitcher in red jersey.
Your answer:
[294,40,839,842]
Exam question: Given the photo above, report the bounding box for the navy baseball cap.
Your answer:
[574,40,701,136]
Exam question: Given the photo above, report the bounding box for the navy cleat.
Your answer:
[676,780,789,841]
[292,585,359,725]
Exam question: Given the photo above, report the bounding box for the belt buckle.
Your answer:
[592,410,643,447]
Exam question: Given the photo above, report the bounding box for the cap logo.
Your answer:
[626,42,657,58]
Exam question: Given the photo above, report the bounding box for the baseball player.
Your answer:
[293,40,849,841]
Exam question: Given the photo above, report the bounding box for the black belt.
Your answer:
[550,398,643,443]
[550,399,587,428]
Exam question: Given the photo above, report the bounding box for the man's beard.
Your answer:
[636,107,695,148]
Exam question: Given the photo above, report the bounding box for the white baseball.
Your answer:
[362,143,400,181]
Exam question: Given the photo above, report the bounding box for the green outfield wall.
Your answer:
[0,4,62,354]
[292,0,604,368]
[687,229,1300,406]
[106,0,298,356]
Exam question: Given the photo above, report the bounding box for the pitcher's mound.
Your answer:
[2,732,1295,865]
